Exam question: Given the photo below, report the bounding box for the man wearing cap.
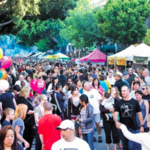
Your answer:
[130,81,141,99]
[114,72,127,96]
[122,71,130,88]
[51,120,91,150]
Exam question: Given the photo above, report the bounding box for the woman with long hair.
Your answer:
[68,85,82,138]
[75,79,82,91]
[100,86,122,150]
[139,76,146,90]
[34,95,48,150]
[0,125,24,150]
[135,90,149,132]
[12,104,29,149]
[77,94,94,150]
[92,78,104,97]
[16,87,35,150]
[142,85,150,113]
[47,77,59,92]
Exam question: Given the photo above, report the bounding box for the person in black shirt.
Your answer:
[58,70,67,88]
[114,86,143,150]
[114,72,127,96]
[17,87,35,150]
[51,84,64,120]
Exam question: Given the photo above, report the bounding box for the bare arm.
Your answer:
[0,102,3,117]
[137,112,144,132]
[34,113,39,124]
[27,110,34,115]
[143,100,149,124]
[39,134,44,144]
[15,126,29,148]
[13,98,17,109]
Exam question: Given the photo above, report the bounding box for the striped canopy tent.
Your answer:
[53,53,70,60]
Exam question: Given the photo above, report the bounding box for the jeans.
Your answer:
[83,130,94,150]
[120,128,141,150]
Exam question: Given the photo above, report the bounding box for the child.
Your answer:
[101,92,114,121]
[2,108,15,127]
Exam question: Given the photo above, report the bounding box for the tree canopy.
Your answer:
[59,0,106,49]
[0,0,77,35]
[96,0,150,47]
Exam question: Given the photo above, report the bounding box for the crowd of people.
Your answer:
[0,58,150,150]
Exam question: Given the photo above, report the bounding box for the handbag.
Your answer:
[75,120,81,130]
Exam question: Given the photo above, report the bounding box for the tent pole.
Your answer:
[107,57,108,72]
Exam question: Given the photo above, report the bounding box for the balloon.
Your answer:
[0,69,7,79]
[0,80,9,91]
[30,79,38,91]
[0,60,2,69]
[0,70,3,79]
[1,56,12,69]
[35,79,46,94]
[0,48,3,59]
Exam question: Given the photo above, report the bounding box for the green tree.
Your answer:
[17,19,67,51]
[60,0,106,50]
[143,29,150,45]
[96,0,150,48]
[0,0,77,35]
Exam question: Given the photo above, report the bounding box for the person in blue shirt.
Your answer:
[2,108,14,127]
[98,75,108,92]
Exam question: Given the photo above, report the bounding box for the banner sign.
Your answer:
[116,57,126,66]
[46,55,59,59]
[133,56,148,64]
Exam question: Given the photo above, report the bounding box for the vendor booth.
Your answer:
[46,53,70,60]
[79,48,107,65]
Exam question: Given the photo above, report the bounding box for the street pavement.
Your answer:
[31,128,115,150]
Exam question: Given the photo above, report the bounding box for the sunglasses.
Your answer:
[142,88,146,90]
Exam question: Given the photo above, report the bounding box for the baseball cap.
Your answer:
[133,81,140,86]
[123,71,129,76]
[114,72,123,78]
[56,120,75,130]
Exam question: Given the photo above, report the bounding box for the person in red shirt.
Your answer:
[38,102,62,150]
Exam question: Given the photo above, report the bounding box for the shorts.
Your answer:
[94,113,101,123]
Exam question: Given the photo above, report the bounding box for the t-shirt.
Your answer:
[115,98,141,130]
[38,114,62,150]
[145,76,150,86]
[12,117,25,143]
[2,120,11,127]
[34,106,44,126]
[0,92,15,111]
[51,137,91,150]
[84,89,102,114]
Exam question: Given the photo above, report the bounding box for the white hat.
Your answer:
[114,72,123,78]
[56,120,74,130]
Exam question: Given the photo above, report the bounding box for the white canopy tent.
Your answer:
[133,43,150,60]
[108,45,136,61]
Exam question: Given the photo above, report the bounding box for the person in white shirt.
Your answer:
[117,114,150,150]
[143,70,150,86]
[51,120,90,150]
[83,82,103,142]
[129,81,141,99]
[107,71,116,86]
[15,75,27,88]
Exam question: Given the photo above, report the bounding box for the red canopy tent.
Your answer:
[79,48,107,62]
